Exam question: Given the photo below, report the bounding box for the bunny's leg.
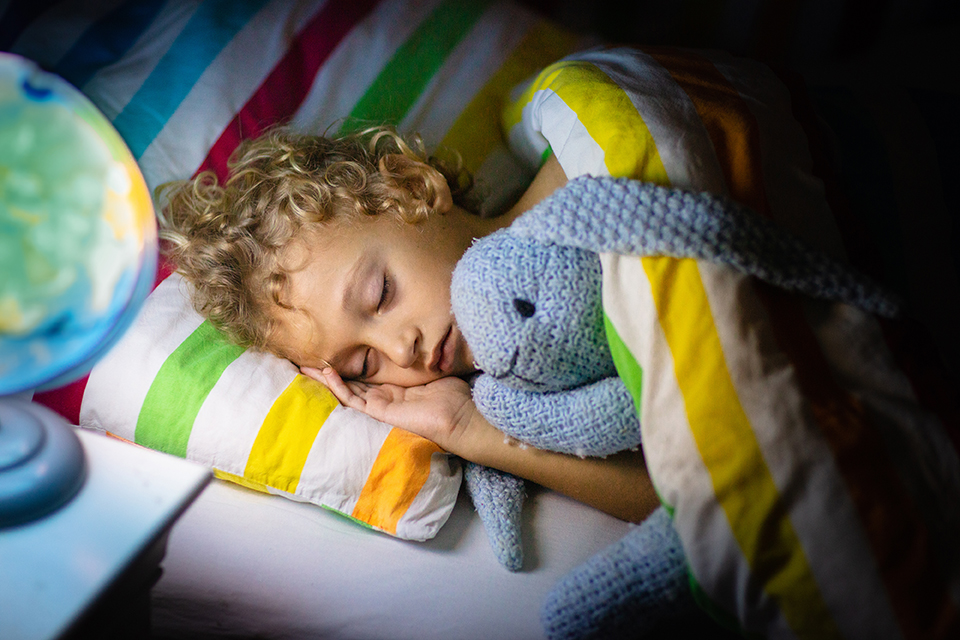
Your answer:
[541,506,701,640]
[464,462,526,571]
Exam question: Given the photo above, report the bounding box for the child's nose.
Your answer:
[381,325,419,369]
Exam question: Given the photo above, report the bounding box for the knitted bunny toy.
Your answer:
[453,226,698,638]
[453,174,899,640]
[450,182,698,638]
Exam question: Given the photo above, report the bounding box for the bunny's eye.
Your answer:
[513,298,536,318]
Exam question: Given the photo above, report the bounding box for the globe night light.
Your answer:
[1,53,157,527]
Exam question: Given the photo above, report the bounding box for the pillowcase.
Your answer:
[504,46,960,637]
[83,272,458,540]
[9,0,581,540]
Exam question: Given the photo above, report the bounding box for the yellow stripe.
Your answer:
[243,375,338,493]
[439,19,576,173]
[214,469,269,493]
[351,428,443,535]
[504,60,671,184]
[642,256,842,639]
[501,61,571,134]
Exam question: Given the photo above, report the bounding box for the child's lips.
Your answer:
[431,325,458,374]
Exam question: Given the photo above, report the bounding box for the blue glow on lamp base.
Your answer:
[0,398,86,529]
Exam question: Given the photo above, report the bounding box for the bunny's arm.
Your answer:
[472,374,641,458]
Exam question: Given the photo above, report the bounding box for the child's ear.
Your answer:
[378,154,453,215]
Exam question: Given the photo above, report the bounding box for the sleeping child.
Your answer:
[159,43,960,640]
[157,123,660,525]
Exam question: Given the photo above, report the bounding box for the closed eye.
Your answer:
[352,274,391,380]
[359,348,373,379]
[377,273,393,312]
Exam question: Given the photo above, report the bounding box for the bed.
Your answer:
[6,1,959,639]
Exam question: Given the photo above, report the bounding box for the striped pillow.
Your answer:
[84,273,458,540]
[9,0,580,540]
[504,48,960,637]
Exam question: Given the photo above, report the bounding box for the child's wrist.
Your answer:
[442,402,487,461]
[453,407,525,468]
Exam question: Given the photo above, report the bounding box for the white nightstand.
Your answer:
[0,426,211,639]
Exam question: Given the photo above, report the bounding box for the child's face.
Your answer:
[273,208,479,387]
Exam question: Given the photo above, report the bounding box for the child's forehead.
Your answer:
[267,294,326,364]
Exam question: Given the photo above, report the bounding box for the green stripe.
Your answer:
[135,320,245,457]
[605,311,676,510]
[604,312,642,415]
[339,0,487,133]
[539,144,553,167]
[321,505,376,531]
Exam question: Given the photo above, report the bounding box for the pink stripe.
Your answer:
[195,0,380,181]
[34,376,88,426]
[34,2,382,426]
[155,252,175,287]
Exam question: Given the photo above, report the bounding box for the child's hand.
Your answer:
[300,366,479,454]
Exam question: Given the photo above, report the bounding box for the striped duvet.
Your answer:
[505,47,960,639]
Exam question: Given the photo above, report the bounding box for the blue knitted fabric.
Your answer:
[512,175,901,318]
[541,507,701,640]
[463,462,526,572]
[455,174,902,625]
[452,228,641,458]
[453,229,642,572]
[452,234,613,393]
[471,375,640,458]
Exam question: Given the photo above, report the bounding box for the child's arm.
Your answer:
[501,152,568,223]
[305,367,660,524]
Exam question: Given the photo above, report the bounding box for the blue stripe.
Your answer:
[111,0,267,158]
[53,0,166,90]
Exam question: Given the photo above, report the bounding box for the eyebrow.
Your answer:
[329,252,374,377]
[341,252,370,312]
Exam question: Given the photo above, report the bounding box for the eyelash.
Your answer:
[377,273,392,311]
[360,348,372,379]
[360,274,392,379]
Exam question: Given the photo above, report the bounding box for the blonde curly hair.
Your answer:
[157,125,472,353]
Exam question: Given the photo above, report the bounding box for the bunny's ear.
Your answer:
[511,175,899,317]
[509,174,726,253]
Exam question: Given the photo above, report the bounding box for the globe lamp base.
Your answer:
[0,398,86,528]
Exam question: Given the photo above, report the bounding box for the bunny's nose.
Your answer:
[513,298,536,318]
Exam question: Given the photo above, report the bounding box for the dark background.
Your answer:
[518,0,960,69]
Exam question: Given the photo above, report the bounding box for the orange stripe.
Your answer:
[756,282,959,639]
[645,47,771,217]
[351,428,442,535]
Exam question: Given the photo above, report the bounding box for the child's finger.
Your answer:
[308,366,358,407]
[299,366,324,382]
[301,365,350,398]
